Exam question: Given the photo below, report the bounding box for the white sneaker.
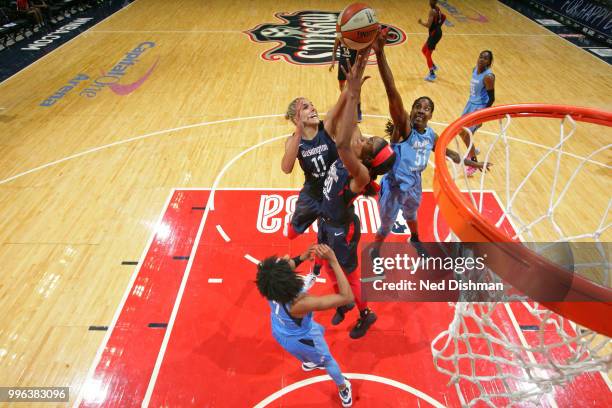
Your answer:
[339,378,352,407]
[301,361,325,371]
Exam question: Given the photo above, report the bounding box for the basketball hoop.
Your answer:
[430,104,612,406]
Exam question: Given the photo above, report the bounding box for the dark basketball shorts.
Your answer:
[317,214,361,273]
[426,31,442,50]
[290,188,322,234]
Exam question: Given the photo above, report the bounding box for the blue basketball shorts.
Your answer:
[461,102,487,134]
[377,179,422,238]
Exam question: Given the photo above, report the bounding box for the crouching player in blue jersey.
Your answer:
[256,244,354,407]
[369,29,491,261]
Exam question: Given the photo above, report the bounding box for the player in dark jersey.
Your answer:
[418,0,446,82]
[330,37,362,122]
[282,97,339,251]
[282,98,340,275]
[256,244,354,407]
[319,48,396,339]
[282,68,370,274]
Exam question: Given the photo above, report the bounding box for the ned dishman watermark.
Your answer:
[360,242,606,303]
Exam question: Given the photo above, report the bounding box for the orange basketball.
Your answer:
[337,3,380,50]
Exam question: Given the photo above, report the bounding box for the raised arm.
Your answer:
[484,73,495,107]
[373,29,410,143]
[329,37,339,72]
[433,134,494,171]
[281,99,304,174]
[418,9,435,28]
[291,244,354,314]
[324,41,371,138]
[336,52,371,192]
[323,88,349,138]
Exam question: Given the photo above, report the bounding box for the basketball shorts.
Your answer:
[290,188,322,234]
[461,101,488,133]
[273,322,333,366]
[318,214,361,273]
[377,177,422,238]
[426,30,442,50]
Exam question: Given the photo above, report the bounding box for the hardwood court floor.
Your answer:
[0,0,610,406]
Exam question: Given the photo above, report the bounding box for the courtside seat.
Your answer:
[0,6,32,48]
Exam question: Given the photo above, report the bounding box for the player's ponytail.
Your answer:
[285,97,302,122]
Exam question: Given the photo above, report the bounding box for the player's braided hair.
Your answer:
[256,256,304,304]
[384,119,395,138]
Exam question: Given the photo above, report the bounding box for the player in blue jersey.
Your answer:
[256,244,354,407]
[319,48,397,339]
[330,36,362,122]
[459,50,495,176]
[369,29,490,260]
[418,0,446,82]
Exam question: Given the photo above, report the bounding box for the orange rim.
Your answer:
[433,104,612,336]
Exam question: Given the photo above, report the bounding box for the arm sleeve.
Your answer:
[486,89,495,107]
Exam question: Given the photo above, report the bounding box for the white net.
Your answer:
[431,109,612,407]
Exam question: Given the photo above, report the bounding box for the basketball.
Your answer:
[337,3,380,50]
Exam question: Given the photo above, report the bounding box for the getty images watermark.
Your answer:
[360,242,608,302]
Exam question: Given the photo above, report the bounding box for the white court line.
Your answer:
[207,134,290,210]
[0,0,139,87]
[141,134,290,407]
[502,303,559,408]
[91,30,555,37]
[244,254,260,265]
[0,114,285,185]
[140,190,216,407]
[2,115,608,185]
[215,225,230,242]
[73,187,176,407]
[315,278,326,283]
[492,195,612,395]
[489,192,560,408]
[92,30,244,33]
[253,373,446,408]
[207,278,223,283]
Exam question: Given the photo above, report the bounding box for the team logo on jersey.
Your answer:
[244,10,406,65]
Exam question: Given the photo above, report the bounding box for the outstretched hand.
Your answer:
[314,244,338,264]
[468,160,494,172]
[372,26,389,54]
[294,98,305,132]
[299,244,316,262]
[340,46,372,94]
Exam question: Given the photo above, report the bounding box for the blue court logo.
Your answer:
[39,42,158,107]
